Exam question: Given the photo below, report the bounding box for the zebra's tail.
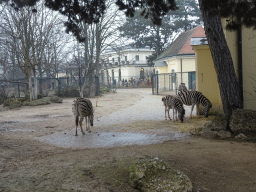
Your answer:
[75,116,79,127]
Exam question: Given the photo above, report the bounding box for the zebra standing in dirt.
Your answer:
[177,91,212,118]
[162,95,173,120]
[72,98,94,136]
[162,95,185,122]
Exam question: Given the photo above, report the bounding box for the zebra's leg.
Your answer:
[172,108,175,122]
[196,103,200,116]
[75,116,79,136]
[190,103,195,118]
[87,116,91,133]
[167,107,171,120]
[165,106,168,120]
[79,117,85,135]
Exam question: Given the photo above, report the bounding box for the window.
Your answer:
[118,57,120,63]
[112,58,114,63]
[125,56,127,61]
[135,55,139,61]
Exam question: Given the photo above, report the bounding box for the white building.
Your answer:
[100,46,154,85]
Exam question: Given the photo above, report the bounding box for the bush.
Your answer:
[48,96,63,103]
[55,84,80,97]
[23,98,50,106]
[0,89,8,105]
[4,98,22,109]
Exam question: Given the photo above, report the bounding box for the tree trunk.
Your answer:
[29,69,33,101]
[33,68,38,100]
[199,0,243,125]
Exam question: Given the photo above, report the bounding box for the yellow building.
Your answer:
[191,22,256,112]
[154,26,205,92]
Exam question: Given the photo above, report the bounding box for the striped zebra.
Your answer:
[72,98,94,136]
[162,95,185,122]
[177,91,212,118]
[162,95,174,120]
[178,83,188,92]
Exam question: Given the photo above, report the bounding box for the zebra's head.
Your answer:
[178,107,185,123]
[203,102,212,118]
[162,97,167,105]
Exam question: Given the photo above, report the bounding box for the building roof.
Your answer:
[155,26,206,61]
[155,60,168,67]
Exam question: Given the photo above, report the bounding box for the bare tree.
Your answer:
[0,1,71,99]
[73,0,124,97]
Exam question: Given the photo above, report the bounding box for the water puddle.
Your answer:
[37,131,190,149]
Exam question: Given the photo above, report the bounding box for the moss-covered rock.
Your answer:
[129,157,192,192]
[230,109,256,136]
[203,113,227,131]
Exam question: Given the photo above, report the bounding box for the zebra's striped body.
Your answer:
[72,98,94,136]
[177,91,212,118]
[162,95,185,122]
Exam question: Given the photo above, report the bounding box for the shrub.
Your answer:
[0,89,8,105]
[3,98,22,109]
[48,96,63,103]
[55,84,80,97]
[23,98,50,106]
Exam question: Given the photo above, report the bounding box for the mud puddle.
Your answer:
[36,130,190,149]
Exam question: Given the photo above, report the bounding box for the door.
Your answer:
[188,72,196,90]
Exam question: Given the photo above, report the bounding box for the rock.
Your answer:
[230,109,256,135]
[235,133,248,140]
[129,158,192,192]
[201,131,218,139]
[217,130,231,139]
[203,114,227,131]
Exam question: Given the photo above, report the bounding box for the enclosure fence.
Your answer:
[151,72,196,95]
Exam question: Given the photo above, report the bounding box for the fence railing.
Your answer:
[152,71,196,95]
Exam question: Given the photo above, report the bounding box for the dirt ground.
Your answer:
[0,89,256,192]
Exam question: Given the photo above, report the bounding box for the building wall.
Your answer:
[222,19,256,110]
[192,45,223,114]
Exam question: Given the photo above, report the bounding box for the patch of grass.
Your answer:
[92,157,137,188]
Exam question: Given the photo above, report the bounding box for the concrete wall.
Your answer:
[192,45,223,114]
[222,19,256,110]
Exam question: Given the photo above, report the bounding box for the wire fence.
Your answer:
[152,71,196,95]
[0,77,69,98]
[100,75,152,89]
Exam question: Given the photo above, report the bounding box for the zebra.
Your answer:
[162,95,174,120]
[178,83,188,92]
[162,95,185,122]
[177,91,212,118]
[72,97,94,136]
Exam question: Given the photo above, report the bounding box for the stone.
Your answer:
[129,158,192,192]
[235,133,248,140]
[203,114,227,131]
[217,130,232,139]
[201,131,218,139]
[230,109,256,135]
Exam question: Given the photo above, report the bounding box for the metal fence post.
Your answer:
[157,74,159,95]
